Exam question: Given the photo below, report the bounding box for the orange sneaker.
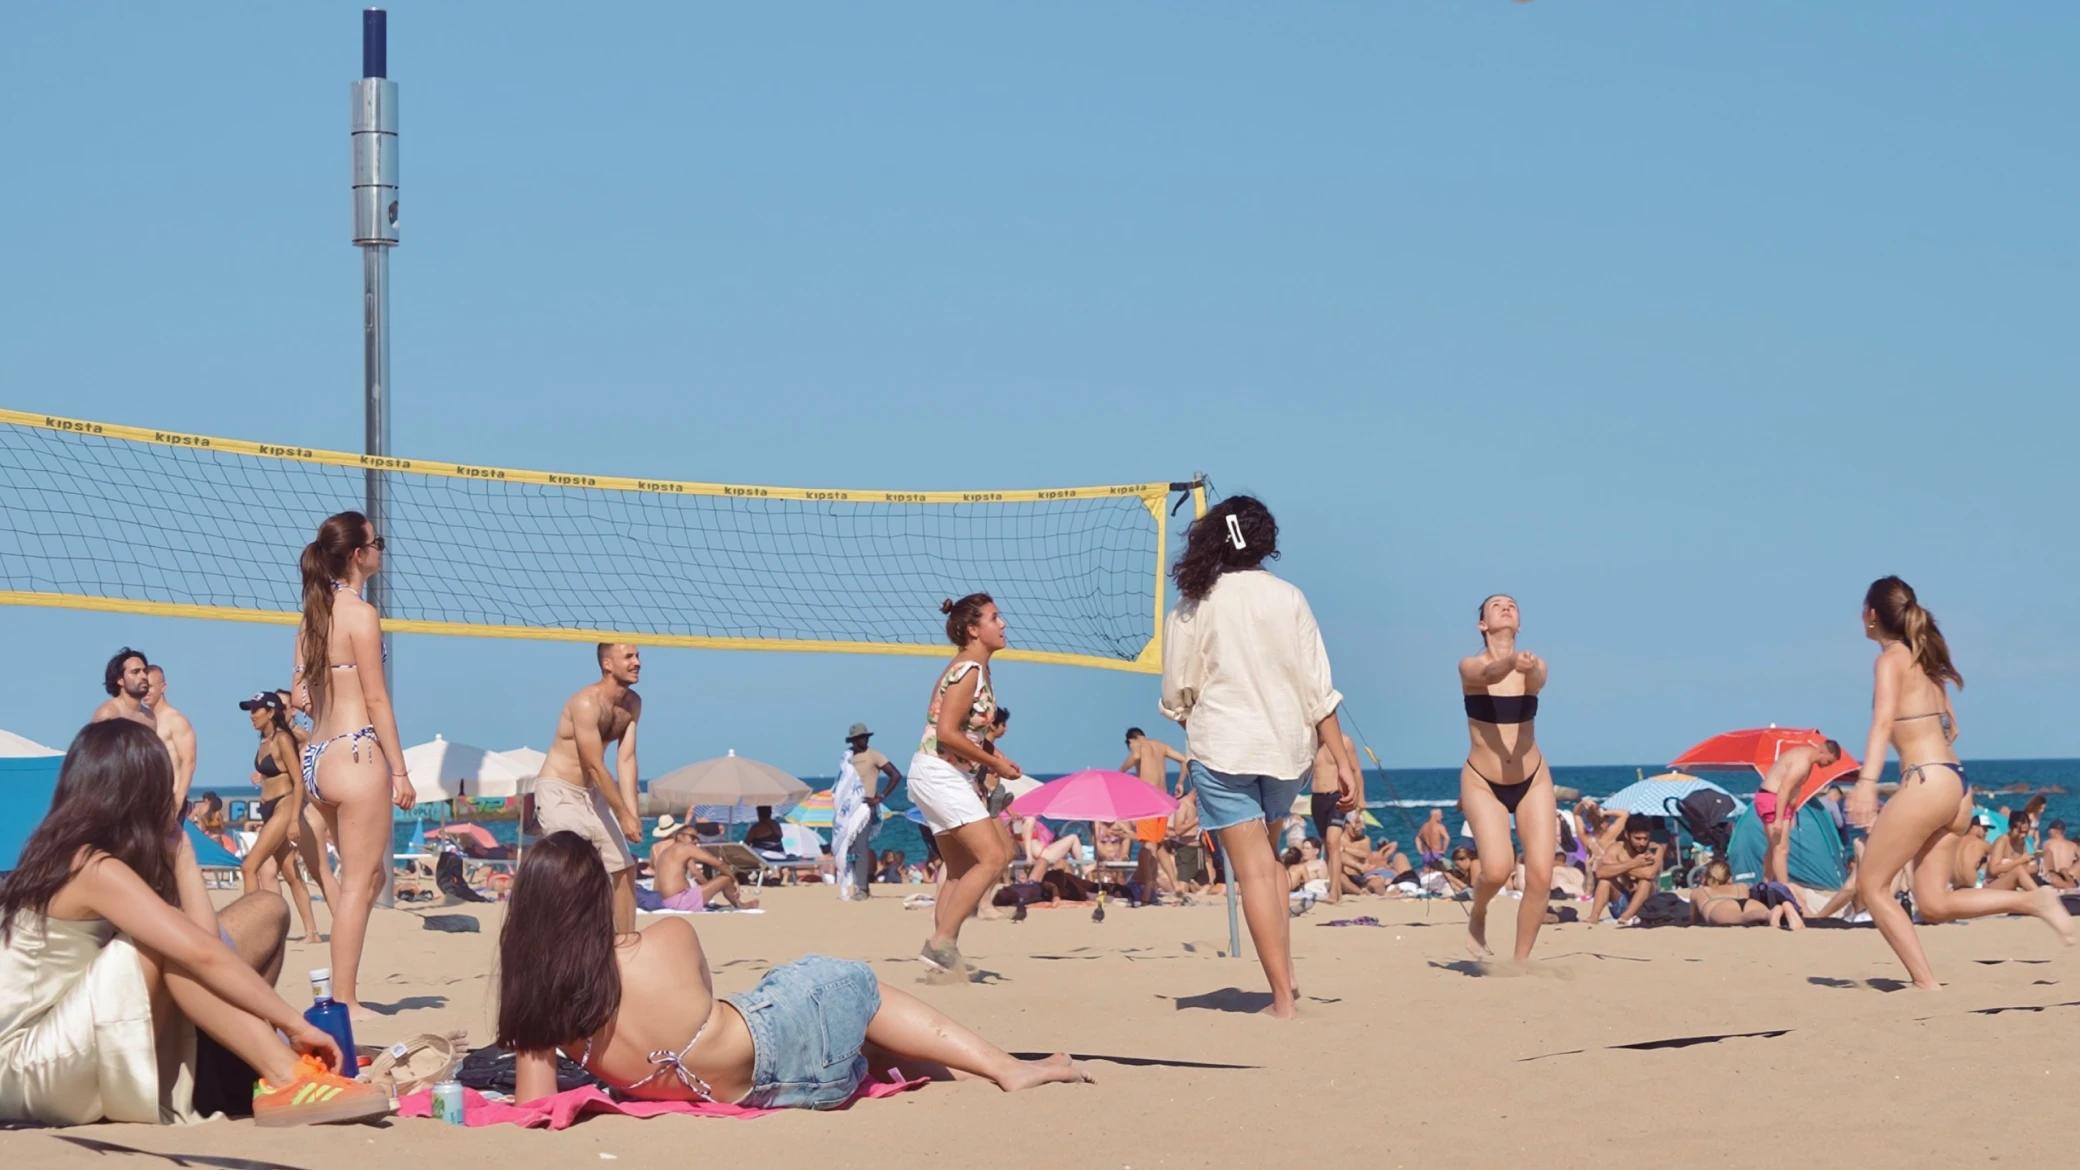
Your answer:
[252,1054,393,1127]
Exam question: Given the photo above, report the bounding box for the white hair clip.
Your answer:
[1225,514,1247,550]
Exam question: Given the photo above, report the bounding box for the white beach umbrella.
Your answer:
[0,728,61,758]
[402,734,533,803]
[489,745,549,798]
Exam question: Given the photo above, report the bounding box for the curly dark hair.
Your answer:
[1170,496,1278,603]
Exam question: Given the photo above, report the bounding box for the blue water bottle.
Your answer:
[303,967,358,1073]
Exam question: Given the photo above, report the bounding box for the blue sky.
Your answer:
[3,4,2075,783]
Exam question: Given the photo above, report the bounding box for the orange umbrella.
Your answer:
[1668,726,1860,812]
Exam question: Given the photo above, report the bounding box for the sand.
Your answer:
[5,887,2076,1168]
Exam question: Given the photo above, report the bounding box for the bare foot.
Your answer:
[2029,886,2076,945]
[1466,903,1493,960]
[1258,998,1298,1020]
[994,1053,1093,1090]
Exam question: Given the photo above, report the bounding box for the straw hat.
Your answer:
[652,813,687,840]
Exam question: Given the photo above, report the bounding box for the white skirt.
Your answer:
[906,752,991,836]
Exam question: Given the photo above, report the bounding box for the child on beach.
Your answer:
[497,832,1090,1107]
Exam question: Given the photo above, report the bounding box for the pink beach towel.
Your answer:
[396,1071,928,1129]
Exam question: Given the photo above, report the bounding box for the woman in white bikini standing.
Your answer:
[906,593,1019,975]
[293,511,414,1015]
[1846,576,2071,988]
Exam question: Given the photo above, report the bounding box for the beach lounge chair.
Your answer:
[184,823,244,890]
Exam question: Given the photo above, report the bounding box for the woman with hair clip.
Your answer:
[1846,576,2072,988]
[498,832,1088,1108]
[0,722,387,1126]
[906,593,1020,975]
[1161,495,1360,1019]
[1459,594,1557,962]
[293,511,414,1017]
[236,692,324,942]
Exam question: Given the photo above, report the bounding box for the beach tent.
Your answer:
[183,822,242,868]
[1726,802,1847,888]
[0,756,63,870]
[402,735,534,803]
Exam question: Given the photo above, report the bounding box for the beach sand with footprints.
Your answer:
[5,886,2075,1167]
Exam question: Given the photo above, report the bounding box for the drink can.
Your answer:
[431,1080,466,1125]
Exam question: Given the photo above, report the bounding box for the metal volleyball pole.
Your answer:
[353,9,401,907]
[353,9,396,658]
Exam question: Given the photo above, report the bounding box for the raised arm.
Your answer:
[1459,654,1516,689]
[343,604,414,812]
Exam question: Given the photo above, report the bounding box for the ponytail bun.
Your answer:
[940,593,994,646]
[939,598,956,615]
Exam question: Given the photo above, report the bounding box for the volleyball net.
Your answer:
[0,408,1197,673]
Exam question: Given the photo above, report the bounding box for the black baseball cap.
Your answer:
[237,691,285,713]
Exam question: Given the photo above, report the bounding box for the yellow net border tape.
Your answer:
[0,408,1175,507]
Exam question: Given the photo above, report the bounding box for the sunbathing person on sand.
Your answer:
[1688,860,1804,929]
[499,832,1090,1107]
[2041,821,2080,890]
[1984,815,2039,891]
[649,827,757,911]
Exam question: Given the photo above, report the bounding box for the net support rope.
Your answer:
[0,408,1192,674]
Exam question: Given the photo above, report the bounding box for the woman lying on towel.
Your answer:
[1688,860,1806,930]
[497,832,1091,1109]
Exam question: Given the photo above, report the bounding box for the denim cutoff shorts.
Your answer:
[722,956,880,1109]
[1189,760,1305,833]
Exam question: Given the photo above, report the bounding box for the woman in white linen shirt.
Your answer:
[1160,496,1360,1019]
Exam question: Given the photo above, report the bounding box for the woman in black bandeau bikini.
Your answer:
[1846,576,2071,989]
[1458,594,1555,962]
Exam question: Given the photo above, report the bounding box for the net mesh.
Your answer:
[0,411,1181,670]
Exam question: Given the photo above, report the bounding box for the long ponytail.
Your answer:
[1865,575,1963,689]
[300,512,368,715]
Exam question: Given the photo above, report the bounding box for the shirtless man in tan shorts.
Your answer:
[536,643,646,930]
[1121,727,1188,897]
[143,664,199,805]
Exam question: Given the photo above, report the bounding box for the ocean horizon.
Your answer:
[194,757,2080,865]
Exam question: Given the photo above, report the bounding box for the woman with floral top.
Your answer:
[905,593,1021,975]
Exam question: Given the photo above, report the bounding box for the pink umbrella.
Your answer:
[1007,770,1178,822]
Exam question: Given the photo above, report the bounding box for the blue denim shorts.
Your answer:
[722,956,879,1109]
[1188,760,1304,834]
